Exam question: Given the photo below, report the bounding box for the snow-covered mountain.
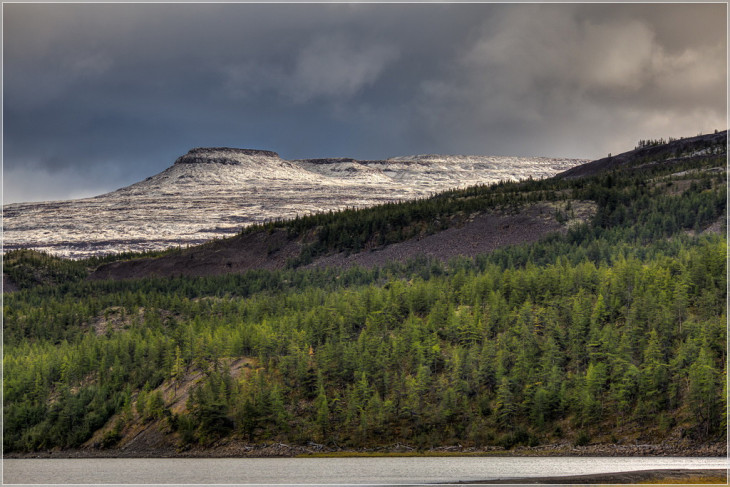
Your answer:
[3,148,586,258]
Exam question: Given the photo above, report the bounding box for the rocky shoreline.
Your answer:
[6,441,726,459]
[461,469,728,484]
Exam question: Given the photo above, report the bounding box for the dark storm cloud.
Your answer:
[3,3,726,203]
[410,4,726,156]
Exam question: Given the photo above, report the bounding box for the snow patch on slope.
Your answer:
[3,149,586,258]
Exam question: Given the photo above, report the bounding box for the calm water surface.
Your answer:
[3,456,727,485]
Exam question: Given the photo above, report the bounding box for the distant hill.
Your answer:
[557,131,726,179]
[87,130,726,282]
[3,148,582,258]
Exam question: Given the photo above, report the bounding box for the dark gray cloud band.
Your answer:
[4,3,726,202]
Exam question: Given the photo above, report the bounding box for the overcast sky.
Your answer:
[3,3,727,203]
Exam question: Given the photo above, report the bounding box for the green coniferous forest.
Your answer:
[3,136,726,453]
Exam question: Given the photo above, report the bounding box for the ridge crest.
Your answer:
[175,147,280,165]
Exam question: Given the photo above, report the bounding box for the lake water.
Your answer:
[3,456,726,485]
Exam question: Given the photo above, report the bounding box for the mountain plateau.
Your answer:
[3,149,584,258]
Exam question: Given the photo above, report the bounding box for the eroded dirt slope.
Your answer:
[89,202,594,281]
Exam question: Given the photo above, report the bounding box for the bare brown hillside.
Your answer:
[88,202,593,281]
[308,203,593,269]
[89,229,300,281]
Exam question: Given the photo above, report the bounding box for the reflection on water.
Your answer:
[3,456,726,486]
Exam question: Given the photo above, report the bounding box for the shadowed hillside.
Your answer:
[557,131,726,179]
[86,131,725,282]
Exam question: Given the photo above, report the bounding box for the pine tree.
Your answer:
[639,329,668,415]
[171,345,185,394]
[495,377,516,427]
[688,343,721,437]
[314,375,329,440]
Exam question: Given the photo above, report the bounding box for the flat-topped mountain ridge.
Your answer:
[174,147,281,165]
[3,150,585,258]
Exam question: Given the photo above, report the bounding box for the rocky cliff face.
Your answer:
[3,149,586,258]
[174,148,280,165]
